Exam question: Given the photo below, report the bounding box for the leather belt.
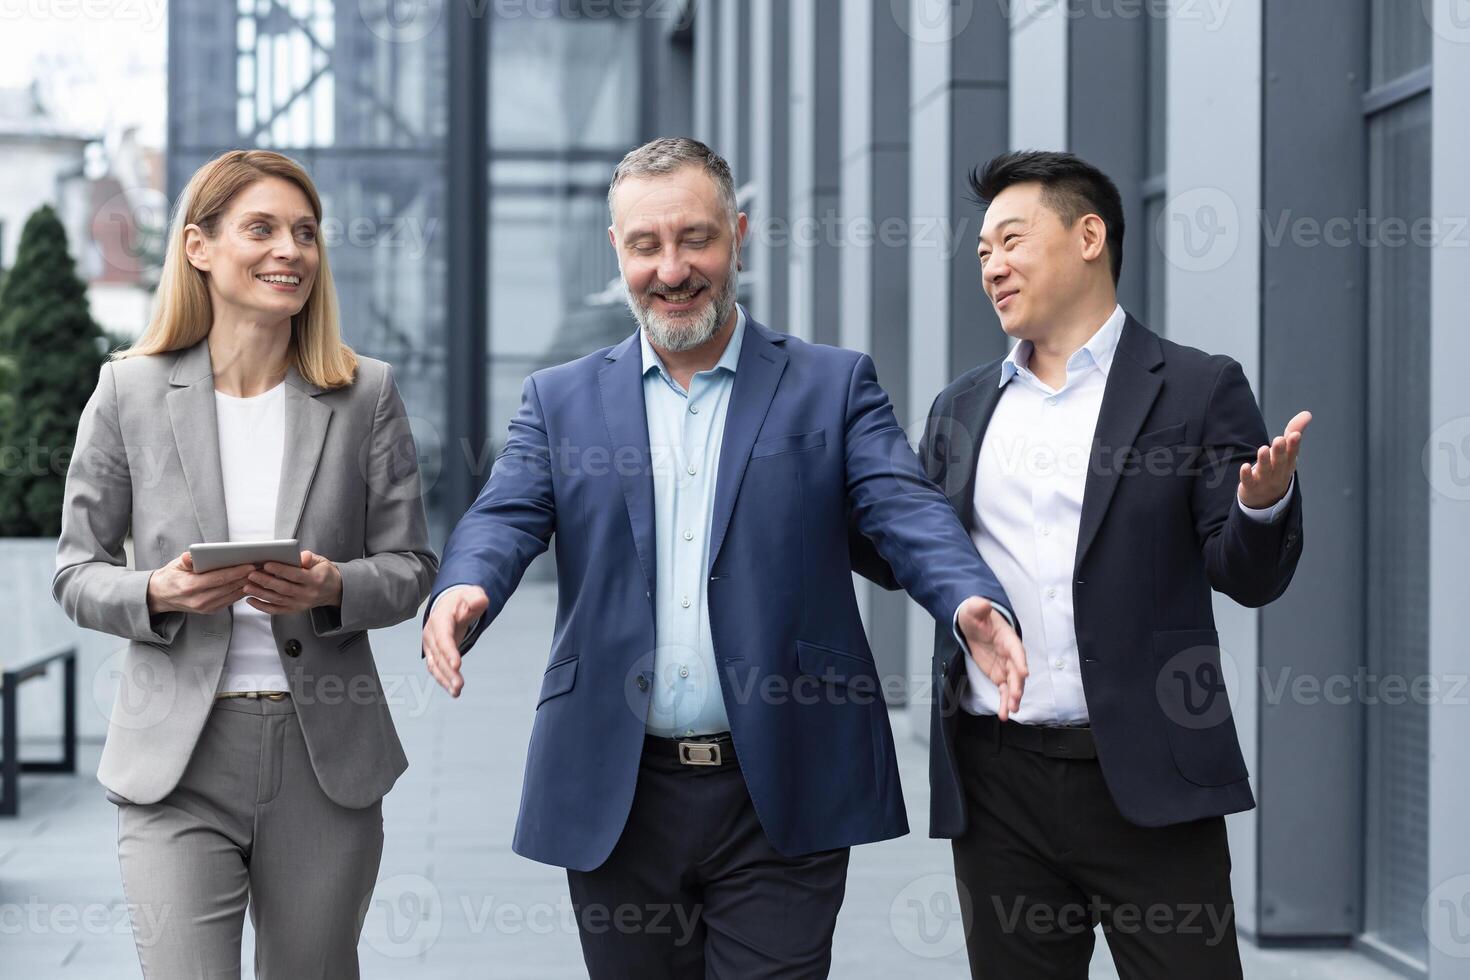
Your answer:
[216,691,290,701]
[961,710,1097,760]
[644,732,736,767]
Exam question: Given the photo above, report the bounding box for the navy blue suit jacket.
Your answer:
[857,314,1305,838]
[428,316,1013,871]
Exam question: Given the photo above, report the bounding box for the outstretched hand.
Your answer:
[957,596,1029,720]
[422,586,489,698]
[1238,410,1311,510]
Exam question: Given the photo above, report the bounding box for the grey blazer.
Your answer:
[53,339,438,809]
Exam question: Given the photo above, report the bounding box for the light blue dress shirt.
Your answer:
[433,304,1001,730]
[638,306,747,737]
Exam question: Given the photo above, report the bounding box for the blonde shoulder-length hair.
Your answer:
[115,149,357,389]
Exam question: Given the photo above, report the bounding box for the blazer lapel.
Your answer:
[943,365,1007,531]
[165,341,229,543]
[707,319,788,573]
[274,364,332,540]
[598,332,658,600]
[1073,315,1165,575]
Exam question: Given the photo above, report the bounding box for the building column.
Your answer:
[905,0,1010,732]
[747,0,790,328]
[1427,5,1470,975]
[787,0,841,343]
[1165,0,1269,936]
[839,0,912,696]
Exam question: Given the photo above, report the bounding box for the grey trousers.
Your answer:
[112,695,385,979]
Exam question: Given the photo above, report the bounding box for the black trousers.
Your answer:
[566,735,850,979]
[951,712,1244,980]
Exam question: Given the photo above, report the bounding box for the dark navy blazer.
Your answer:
[428,316,1013,871]
[858,314,1306,838]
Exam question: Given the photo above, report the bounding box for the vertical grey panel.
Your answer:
[906,0,1010,720]
[800,0,841,346]
[445,2,488,526]
[1257,0,1367,940]
[1067,2,1146,319]
[748,0,790,326]
[642,10,693,140]
[692,0,718,145]
[1363,91,1431,968]
[841,0,912,695]
[1426,8,1470,978]
[948,5,1010,377]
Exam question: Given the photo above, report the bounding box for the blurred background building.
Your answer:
[161,1,1469,975]
[2,1,1466,976]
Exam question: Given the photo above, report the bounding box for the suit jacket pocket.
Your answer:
[537,656,578,707]
[1134,421,1187,451]
[1152,629,1248,787]
[796,640,880,695]
[751,428,826,459]
[337,630,369,651]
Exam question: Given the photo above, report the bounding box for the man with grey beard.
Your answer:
[422,137,1027,978]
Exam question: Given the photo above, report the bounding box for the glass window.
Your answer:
[170,2,451,529]
[483,8,644,451]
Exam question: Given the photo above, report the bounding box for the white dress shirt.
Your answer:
[215,381,290,693]
[960,304,1293,724]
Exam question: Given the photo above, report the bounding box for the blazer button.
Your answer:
[636,674,649,692]
[284,639,302,658]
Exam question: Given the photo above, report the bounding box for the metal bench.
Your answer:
[0,645,78,817]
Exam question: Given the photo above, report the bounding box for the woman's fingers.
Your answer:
[261,561,310,584]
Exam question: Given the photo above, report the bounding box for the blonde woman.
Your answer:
[53,150,437,978]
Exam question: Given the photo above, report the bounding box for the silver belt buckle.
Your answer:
[678,741,722,766]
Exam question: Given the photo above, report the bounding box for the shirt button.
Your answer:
[1046,587,1057,599]
[681,596,691,608]
[1040,525,1050,536]
[683,529,694,541]
[690,405,699,414]
[1046,396,1058,406]
[679,666,690,678]
[1053,658,1065,670]
[687,464,697,475]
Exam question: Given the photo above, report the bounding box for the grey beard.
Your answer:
[625,260,739,354]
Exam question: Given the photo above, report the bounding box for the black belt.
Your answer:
[960,711,1097,760]
[642,732,737,769]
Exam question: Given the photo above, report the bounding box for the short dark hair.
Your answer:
[968,150,1125,286]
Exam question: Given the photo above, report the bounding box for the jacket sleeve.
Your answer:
[311,363,440,636]
[842,353,1013,630]
[422,373,557,656]
[52,362,185,645]
[1192,358,1305,607]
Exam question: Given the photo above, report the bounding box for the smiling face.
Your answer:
[184,176,320,330]
[976,181,1110,341]
[608,164,745,353]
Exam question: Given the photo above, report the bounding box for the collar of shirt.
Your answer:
[998,303,1127,390]
[639,304,747,393]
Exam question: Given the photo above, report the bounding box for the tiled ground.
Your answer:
[1,583,1400,978]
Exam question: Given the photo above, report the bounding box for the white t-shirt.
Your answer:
[214,381,289,693]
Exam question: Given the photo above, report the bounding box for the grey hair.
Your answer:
[607,137,739,229]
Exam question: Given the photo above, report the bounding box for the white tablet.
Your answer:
[189,539,300,573]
